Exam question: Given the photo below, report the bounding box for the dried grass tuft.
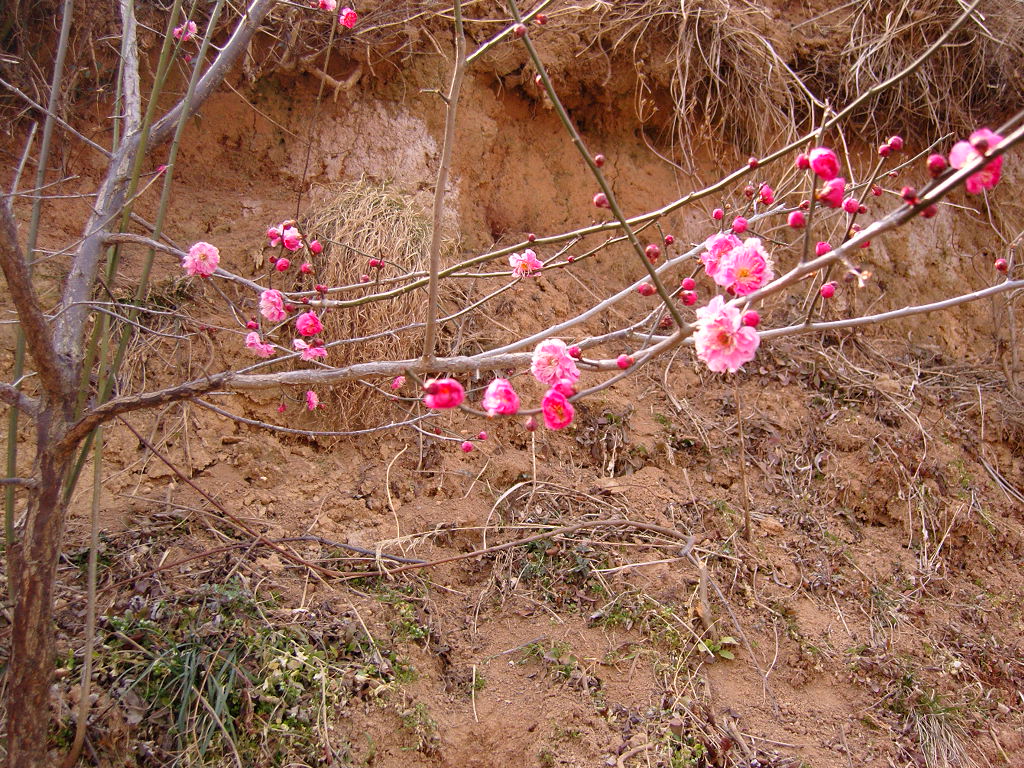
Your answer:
[580,0,809,156]
[821,0,1024,140]
[579,0,1024,154]
[300,178,467,429]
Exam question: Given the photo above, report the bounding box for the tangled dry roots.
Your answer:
[301,178,465,429]
[582,0,1024,154]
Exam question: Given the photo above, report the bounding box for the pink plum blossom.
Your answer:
[731,216,748,234]
[306,390,320,410]
[531,339,580,386]
[293,339,327,360]
[700,233,741,279]
[317,0,337,9]
[509,249,542,277]
[391,376,406,390]
[693,295,760,373]
[787,210,805,228]
[173,20,197,41]
[245,332,275,358]
[182,241,219,277]
[295,311,323,337]
[267,226,282,247]
[338,7,358,27]
[259,289,287,322]
[281,226,302,251]
[718,238,774,296]
[423,378,464,409]
[817,177,846,208]
[541,388,575,430]
[809,147,840,180]
[481,378,520,416]
[758,184,775,205]
[949,128,1004,194]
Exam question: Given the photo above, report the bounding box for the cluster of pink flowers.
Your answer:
[699,234,774,296]
[509,249,542,277]
[173,20,197,41]
[267,222,302,251]
[949,128,1004,194]
[531,339,578,429]
[420,338,580,431]
[693,296,760,373]
[182,242,220,277]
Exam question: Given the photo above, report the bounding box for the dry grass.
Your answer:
[819,0,1024,140]
[300,178,469,428]
[576,0,810,156]
[577,0,1024,155]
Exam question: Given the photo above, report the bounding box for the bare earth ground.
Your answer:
[1,5,1024,766]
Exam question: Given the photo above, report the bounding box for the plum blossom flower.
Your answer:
[509,249,542,277]
[693,295,760,373]
[293,339,327,360]
[423,378,464,409]
[259,289,287,322]
[267,225,283,247]
[531,339,580,386]
[758,184,775,205]
[182,241,219,277]
[809,147,840,180]
[481,378,520,416]
[338,7,358,27]
[718,238,774,296]
[317,0,337,9]
[700,233,741,279]
[281,226,302,251]
[173,20,197,41]
[949,128,1004,194]
[817,177,846,208]
[306,390,320,410]
[295,311,323,337]
[541,389,574,430]
[391,376,406,390]
[245,332,275,358]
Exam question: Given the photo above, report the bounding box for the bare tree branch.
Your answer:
[0,206,68,402]
[0,383,39,416]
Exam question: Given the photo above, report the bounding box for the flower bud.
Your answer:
[680,277,696,291]
[645,243,661,262]
[815,241,832,256]
[787,210,806,228]
[593,192,609,208]
[926,153,947,177]
[275,258,290,271]
[731,216,748,234]
[994,258,1008,273]
[309,240,323,254]
[616,354,633,369]
[819,282,836,299]
[637,282,656,297]
[712,208,724,220]
[742,311,760,327]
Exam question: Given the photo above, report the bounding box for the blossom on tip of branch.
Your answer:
[541,388,574,430]
[173,20,197,41]
[259,289,287,322]
[293,338,327,360]
[694,295,760,374]
[423,378,464,409]
[245,332,275,358]
[531,339,580,386]
[949,128,1004,195]
[481,378,520,416]
[182,241,219,277]
[509,249,542,277]
[338,7,358,27]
